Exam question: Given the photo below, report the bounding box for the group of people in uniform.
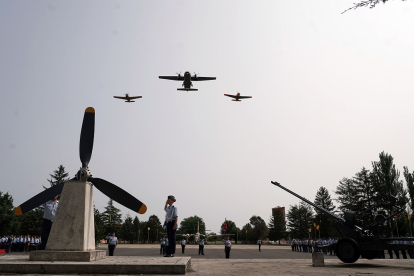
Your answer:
[388,234,414,259]
[0,235,41,253]
[291,238,337,255]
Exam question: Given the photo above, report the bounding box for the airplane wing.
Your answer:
[159,76,184,81]
[238,96,252,99]
[191,77,216,81]
[128,96,142,99]
[113,96,127,100]
[224,94,237,99]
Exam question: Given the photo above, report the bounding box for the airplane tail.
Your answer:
[177,88,198,91]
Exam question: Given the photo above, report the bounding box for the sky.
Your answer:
[2,0,414,234]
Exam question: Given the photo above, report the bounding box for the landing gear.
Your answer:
[336,238,360,263]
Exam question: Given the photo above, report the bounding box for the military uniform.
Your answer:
[181,239,186,254]
[225,239,231,259]
[41,199,59,250]
[107,234,118,256]
[258,239,262,252]
[199,238,205,255]
[164,196,178,257]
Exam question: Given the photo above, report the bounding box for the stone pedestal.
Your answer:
[312,252,324,267]
[30,181,105,262]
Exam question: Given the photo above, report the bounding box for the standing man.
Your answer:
[164,195,178,257]
[181,238,186,254]
[40,195,59,250]
[199,236,205,255]
[160,236,166,255]
[257,238,262,252]
[225,236,231,259]
[106,232,118,256]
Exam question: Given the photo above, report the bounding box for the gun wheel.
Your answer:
[336,238,360,263]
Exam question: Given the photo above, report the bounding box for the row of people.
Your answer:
[1,235,41,253]
[291,238,337,255]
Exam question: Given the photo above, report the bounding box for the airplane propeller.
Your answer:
[176,72,182,78]
[14,107,147,216]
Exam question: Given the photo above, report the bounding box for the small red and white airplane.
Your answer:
[224,92,252,101]
[113,94,142,103]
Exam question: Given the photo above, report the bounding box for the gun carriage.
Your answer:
[271,181,414,263]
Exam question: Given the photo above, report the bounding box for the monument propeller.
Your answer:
[15,107,147,216]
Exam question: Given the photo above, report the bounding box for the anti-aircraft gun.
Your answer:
[271,181,414,263]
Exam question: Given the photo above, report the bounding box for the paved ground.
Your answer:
[1,244,413,275]
[107,244,339,260]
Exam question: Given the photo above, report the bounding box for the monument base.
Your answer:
[30,250,106,262]
[312,252,325,267]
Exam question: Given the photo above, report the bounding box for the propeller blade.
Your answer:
[15,182,65,216]
[89,177,147,214]
[79,107,95,168]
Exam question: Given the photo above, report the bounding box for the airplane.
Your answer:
[113,94,142,103]
[224,92,252,101]
[159,71,216,91]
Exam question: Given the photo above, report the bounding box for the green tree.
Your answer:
[147,215,162,243]
[403,167,414,217]
[353,167,376,224]
[102,199,123,234]
[314,186,336,238]
[286,203,314,239]
[133,216,140,243]
[335,177,359,213]
[44,165,70,189]
[241,223,253,242]
[16,207,43,235]
[0,192,16,235]
[178,216,206,235]
[94,208,106,245]
[268,209,286,244]
[120,214,135,243]
[249,215,268,240]
[371,152,408,236]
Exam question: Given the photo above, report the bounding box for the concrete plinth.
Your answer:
[46,180,95,251]
[0,256,191,275]
[30,250,106,262]
[312,251,325,267]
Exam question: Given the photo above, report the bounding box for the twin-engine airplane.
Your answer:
[113,94,142,103]
[159,71,216,91]
[224,92,252,101]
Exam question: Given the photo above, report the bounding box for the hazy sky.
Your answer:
[2,1,414,234]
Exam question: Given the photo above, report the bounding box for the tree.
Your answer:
[343,0,408,13]
[0,192,16,236]
[178,216,206,235]
[314,187,336,238]
[335,177,359,213]
[94,208,106,245]
[219,219,238,243]
[16,207,43,235]
[241,223,253,242]
[249,215,268,240]
[286,203,314,239]
[102,199,123,234]
[268,209,286,244]
[147,215,162,243]
[133,216,140,243]
[44,165,70,189]
[353,167,376,224]
[120,214,135,243]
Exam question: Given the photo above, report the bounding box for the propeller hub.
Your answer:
[77,167,92,181]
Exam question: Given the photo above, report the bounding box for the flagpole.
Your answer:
[395,219,399,237]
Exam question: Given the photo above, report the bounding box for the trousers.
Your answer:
[40,219,53,250]
[166,221,176,255]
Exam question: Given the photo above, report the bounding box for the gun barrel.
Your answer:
[271,181,344,223]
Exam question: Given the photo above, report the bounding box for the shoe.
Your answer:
[171,254,174,257]
[164,254,171,257]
